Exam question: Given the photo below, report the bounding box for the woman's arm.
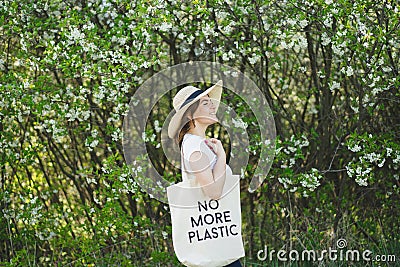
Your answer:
[189,139,226,200]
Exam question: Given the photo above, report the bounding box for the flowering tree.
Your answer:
[1,0,399,265]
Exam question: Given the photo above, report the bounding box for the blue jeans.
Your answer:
[224,259,242,267]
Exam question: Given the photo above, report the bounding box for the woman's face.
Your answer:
[191,95,218,125]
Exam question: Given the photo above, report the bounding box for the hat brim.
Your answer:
[167,80,223,139]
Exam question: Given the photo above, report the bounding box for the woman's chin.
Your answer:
[198,116,218,124]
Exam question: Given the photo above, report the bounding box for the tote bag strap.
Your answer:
[180,137,190,182]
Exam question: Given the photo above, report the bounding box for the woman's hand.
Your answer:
[205,138,226,158]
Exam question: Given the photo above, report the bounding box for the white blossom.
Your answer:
[94,196,101,205]
[330,81,340,92]
[68,27,85,42]
[392,153,400,164]
[345,66,354,76]
[37,231,56,241]
[321,32,331,46]
[297,35,308,49]
[162,231,168,239]
[323,17,333,28]
[300,169,321,191]
[278,177,292,189]
[89,139,99,148]
[299,19,308,28]
[377,158,386,168]
[248,53,260,65]
[159,22,172,32]
[232,117,248,129]
[111,128,122,142]
[154,120,162,133]
[382,66,392,73]
[348,143,361,153]
[86,177,97,185]
[355,177,368,186]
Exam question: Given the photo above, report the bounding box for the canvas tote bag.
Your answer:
[167,164,245,266]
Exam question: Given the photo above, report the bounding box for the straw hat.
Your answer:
[168,80,223,139]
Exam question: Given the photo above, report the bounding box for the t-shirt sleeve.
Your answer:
[182,135,202,161]
[181,135,217,173]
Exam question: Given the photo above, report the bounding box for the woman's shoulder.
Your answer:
[182,134,206,155]
[183,133,205,144]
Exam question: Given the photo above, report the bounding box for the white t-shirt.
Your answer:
[181,133,232,181]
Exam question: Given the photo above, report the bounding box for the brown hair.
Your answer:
[177,100,200,148]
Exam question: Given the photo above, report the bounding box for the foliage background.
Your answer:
[0,0,399,265]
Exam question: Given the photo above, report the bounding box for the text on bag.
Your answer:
[188,200,238,243]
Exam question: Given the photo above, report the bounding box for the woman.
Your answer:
[168,80,243,267]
